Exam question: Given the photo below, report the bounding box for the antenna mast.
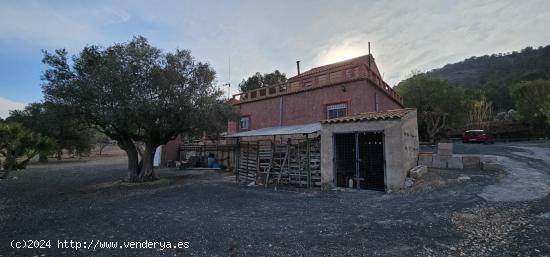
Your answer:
[368,41,371,69]
[228,55,231,99]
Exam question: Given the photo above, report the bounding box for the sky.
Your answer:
[1,0,550,118]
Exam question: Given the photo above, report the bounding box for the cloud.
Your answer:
[302,0,550,85]
[0,97,26,119]
[1,0,549,99]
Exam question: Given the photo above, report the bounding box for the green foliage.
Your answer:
[41,36,236,181]
[480,81,513,112]
[396,73,470,125]
[7,102,95,159]
[467,96,493,130]
[0,122,55,170]
[238,70,287,92]
[396,73,470,141]
[429,45,550,111]
[510,79,550,134]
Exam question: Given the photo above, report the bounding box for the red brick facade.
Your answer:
[230,80,402,132]
[228,54,403,133]
[161,54,403,165]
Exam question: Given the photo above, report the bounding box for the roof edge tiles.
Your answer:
[322,108,416,124]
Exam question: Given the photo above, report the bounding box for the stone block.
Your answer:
[481,156,498,163]
[437,143,453,156]
[447,156,464,169]
[432,155,448,169]
[481,162,503,172]
[418,152,433,166]
[405,177,414,188]
[409,165,428,179]
[462,155,481,169]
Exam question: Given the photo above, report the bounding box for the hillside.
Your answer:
[398,45,550,111]
[429,45,550,88]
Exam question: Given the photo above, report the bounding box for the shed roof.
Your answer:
[322,108,415,124]
[225,122,321,138]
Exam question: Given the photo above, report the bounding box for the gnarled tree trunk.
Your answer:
[137,143,159,181]
[118,139,141,182]
[422,111,448,144]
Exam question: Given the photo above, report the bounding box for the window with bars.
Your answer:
[327,103,347,119]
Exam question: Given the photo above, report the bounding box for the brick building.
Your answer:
[227,54,404,133]
[161,54,419,191]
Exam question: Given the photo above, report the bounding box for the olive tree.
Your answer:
[0,122,55,170]
[42,36,235,181]
[8,102,95,161]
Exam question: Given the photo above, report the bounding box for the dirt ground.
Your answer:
[1,142,549,256]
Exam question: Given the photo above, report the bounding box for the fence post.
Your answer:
[236,138,240,183]
[306,134,311,188]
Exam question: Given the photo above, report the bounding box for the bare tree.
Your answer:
[422,111,447,144]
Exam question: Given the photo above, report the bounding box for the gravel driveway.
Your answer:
[1,142,549,256]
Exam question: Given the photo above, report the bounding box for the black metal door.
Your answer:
[333,133,356,187]
[358,132,385,191]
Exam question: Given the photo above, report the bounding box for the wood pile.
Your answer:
[236,138,321,188]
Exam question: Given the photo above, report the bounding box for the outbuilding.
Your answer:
[320,108,419,191]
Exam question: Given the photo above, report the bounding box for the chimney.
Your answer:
[296,61,301,75]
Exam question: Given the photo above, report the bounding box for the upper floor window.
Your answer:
[239,116,250,130]
[327,103,347,119]
[304,80,313,87]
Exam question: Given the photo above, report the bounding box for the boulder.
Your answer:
[409,165,428,179]
[405,177,414,188]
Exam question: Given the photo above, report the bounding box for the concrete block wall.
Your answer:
[462,156,481,169]
[417,151,501,172]
[437,143,453,156]
[447,156,464,169]
[418,152,433,166]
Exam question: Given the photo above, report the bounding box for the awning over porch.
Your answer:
[225,122,321,138]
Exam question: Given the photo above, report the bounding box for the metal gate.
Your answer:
[334,132,385,191]
[358,132,385,191]
[334,134,356,187]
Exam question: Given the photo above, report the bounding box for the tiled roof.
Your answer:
[291,54,381,80]
[322,108,415,124]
